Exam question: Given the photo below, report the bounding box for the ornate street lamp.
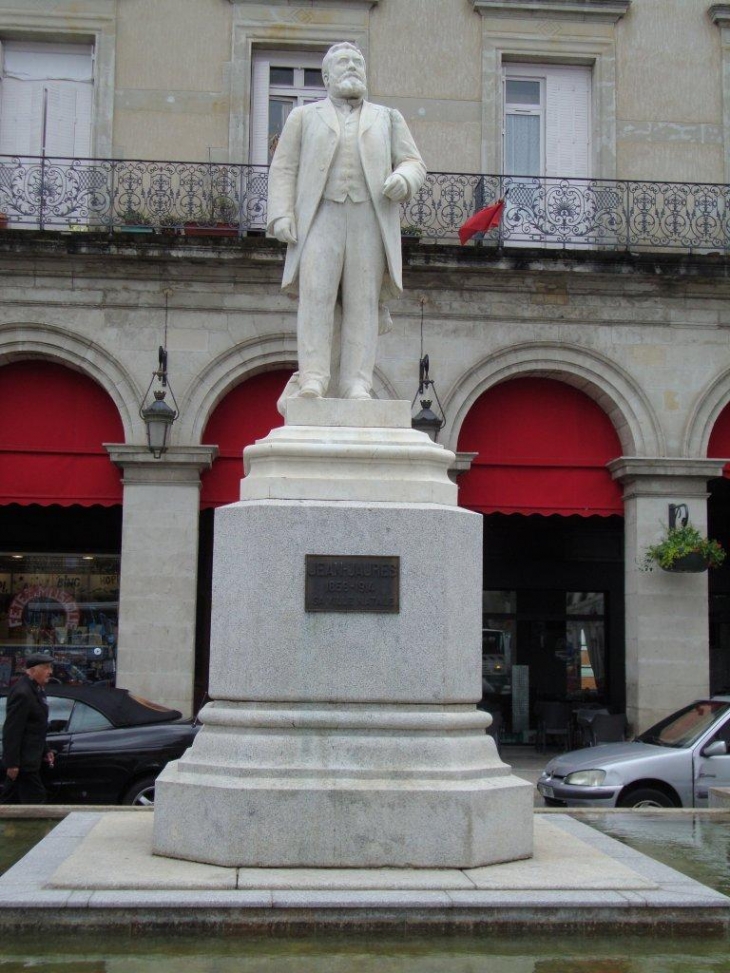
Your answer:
[411,300,445,441]
[140,290,179,458]
[140,345,179,458]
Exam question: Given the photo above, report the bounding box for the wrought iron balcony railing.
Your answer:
[0,154,728,252]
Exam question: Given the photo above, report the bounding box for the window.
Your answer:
[67,701,112,734]
[503,63,591,180]
[0,552,119,688]
[502,63,592,245]
[482,589,608,742]
[250,50,325,165]
[0,41,94,157]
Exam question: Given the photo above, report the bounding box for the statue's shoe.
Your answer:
[344,385,371,400]
[298,380,325,398]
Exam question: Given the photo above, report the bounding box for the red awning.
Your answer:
[456,378,623,517]
[707,402,730,477]
[200,369,293,508]
[0,361,124,506]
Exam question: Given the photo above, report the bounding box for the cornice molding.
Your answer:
[608,457,725,485]
[228,0,378,5]
[105,444,218,484]
[472,0,630,22]
[710,5,730,28]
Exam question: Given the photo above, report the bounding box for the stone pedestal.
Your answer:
[153,400,533,867]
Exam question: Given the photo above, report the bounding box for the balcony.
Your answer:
[0,155,728,252]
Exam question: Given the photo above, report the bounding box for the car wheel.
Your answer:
[123,776,157,806]
[618,787,676,809]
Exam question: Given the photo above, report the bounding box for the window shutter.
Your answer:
[0,78,42,155]
[544,65,591,179]
[0,44,93,158]
[250,55,271,166]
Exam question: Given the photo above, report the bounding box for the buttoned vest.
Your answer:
[323,105,368,203]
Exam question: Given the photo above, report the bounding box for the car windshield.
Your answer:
[637,700,730,749]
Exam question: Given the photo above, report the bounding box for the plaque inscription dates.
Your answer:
[305,555,400,613]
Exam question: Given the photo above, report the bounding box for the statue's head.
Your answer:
[322,42,367,100]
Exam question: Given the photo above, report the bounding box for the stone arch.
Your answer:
[0,323,138,441]
[183,334,398,444]
[683,369,730,458]
[441,341,664,458]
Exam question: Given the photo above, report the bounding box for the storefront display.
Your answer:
[0,552,118,687]
[482,588,608,742]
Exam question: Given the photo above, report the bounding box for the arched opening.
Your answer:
[0,360,124,687]
[456,377,625,744]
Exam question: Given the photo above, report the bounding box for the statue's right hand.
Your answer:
[272,217,297,245]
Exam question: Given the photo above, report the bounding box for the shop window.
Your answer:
[0,552,119,688]
[250,50,325,165]
[482,588,607,743]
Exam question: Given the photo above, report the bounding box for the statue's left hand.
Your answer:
[383,173,409,202]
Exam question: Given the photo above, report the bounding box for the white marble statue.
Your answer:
[267,42,426,403]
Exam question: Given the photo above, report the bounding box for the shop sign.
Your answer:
[305,555,400,613]
[8,586,81,628]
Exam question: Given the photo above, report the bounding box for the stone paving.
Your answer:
[0,807,727,934]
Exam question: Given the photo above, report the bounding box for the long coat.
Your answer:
[2,674,49,771]
[266,97,426,303]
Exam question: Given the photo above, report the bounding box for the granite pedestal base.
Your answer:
[153,700,532,868]
[153,400,533,868]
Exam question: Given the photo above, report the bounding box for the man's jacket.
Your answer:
[2,674,49,770]
[266,98,426,303]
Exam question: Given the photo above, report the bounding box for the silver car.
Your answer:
[537,696,730,808]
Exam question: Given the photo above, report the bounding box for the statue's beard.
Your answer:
[330,76,367,100]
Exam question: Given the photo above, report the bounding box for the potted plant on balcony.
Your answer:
[157,213,181,236]
[641,523,726,573]
[119,207,154,234]
[401,223,422,242]
[184,196,239,238]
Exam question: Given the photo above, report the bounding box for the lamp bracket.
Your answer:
[669,503,689,529]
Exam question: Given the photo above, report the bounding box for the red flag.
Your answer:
[458,198,505,245]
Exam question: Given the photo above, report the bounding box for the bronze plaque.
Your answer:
[305,555,400,613]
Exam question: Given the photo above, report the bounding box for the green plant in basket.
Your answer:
[641,523,726,572]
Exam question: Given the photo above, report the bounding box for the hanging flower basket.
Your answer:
[641,524,726,573]
[663,551,711,573]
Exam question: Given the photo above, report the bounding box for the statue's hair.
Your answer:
[322,42,365,83]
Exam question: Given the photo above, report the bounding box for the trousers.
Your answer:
[297,198,386,397]
[0,768,46,804]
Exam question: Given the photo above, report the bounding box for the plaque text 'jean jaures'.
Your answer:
[305,555,400,613]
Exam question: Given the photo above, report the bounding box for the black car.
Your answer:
[0,685,198,805]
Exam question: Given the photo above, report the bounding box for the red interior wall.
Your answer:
[200,369,293,508]
[0,360,124,506]
[456,377,623,516]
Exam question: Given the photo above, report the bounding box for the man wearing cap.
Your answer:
[1,654,55,804]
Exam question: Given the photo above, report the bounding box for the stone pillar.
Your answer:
[609,458,724,735]
[106,445,217,715]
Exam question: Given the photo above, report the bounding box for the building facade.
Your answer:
[1,0,730,738]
